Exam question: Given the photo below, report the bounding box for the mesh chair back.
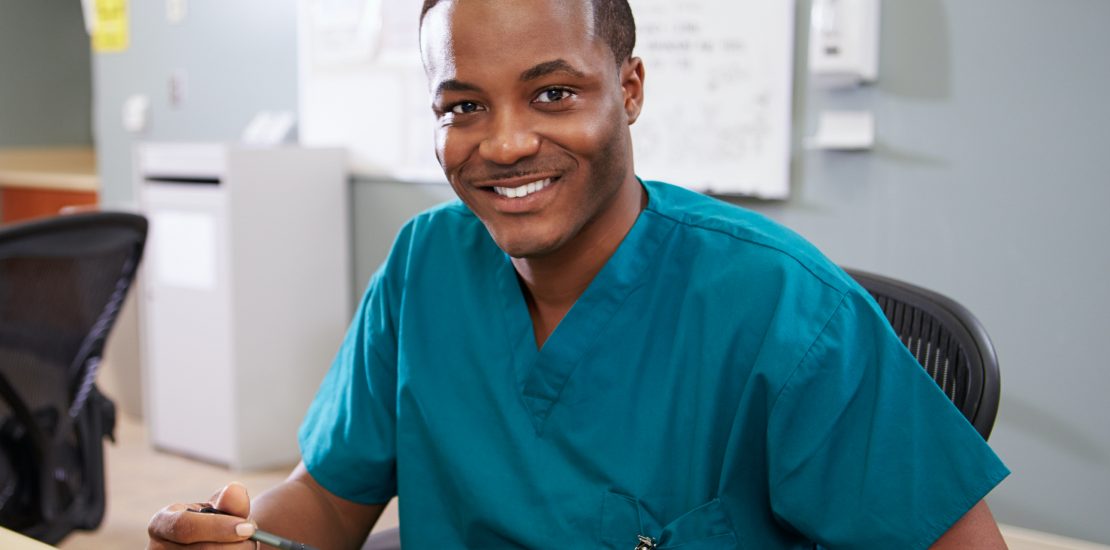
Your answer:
[0,212,147,543]
[845,269,1000,440]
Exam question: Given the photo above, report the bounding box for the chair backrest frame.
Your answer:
[0,212,147,542]
[845,269,1000,440]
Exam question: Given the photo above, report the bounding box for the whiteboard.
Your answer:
[630,0,796,198]
[298,0,796,198]
[298,0,441,182]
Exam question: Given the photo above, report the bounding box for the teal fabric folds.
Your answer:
[298,180,1008,549]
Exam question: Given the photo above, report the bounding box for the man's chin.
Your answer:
[493,234,565,260]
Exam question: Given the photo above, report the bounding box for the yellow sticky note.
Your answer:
[92,0,129,53]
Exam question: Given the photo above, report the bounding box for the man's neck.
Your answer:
[512,180,645,348]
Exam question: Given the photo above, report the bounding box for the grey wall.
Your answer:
[91,1,298,417]
[90,0,1110,544]
[759,1,1110,542]
[0,0,92,147]
[93,0,298,206]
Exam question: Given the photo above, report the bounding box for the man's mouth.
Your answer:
[492,177,554,199]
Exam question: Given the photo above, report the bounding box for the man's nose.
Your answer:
[479,110,541,165]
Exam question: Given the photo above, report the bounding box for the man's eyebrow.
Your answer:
[435,79,481,96]
[519,59,587,82]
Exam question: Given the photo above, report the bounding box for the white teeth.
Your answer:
[494,178,552,199]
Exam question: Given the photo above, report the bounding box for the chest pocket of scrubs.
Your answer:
[601,491,739,549]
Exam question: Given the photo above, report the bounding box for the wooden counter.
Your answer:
[0,147,99,223]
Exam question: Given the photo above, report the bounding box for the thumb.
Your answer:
[213,481,252,519]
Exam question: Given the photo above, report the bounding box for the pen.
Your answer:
[191,506,320,550]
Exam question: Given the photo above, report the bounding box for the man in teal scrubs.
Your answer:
[147,1,1009,548]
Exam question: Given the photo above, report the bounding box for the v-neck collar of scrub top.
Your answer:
[492,181,674,434]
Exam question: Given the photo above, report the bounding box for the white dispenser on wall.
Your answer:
[807,0,881,151]
[136,143,349,470]
[809,0,880,88]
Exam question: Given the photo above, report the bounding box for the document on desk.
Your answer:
[0,526,56,549]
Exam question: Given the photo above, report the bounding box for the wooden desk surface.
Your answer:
[0,147,99,193]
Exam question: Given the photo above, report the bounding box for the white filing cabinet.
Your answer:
[136,143,349,470]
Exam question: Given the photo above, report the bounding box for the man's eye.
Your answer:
[449,102,482,115]
[534,88,574,104]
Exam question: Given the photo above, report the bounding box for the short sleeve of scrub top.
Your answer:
[766,288,1009,549]
[297,222,413,504]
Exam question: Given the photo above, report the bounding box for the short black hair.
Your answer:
[420,0,636,64]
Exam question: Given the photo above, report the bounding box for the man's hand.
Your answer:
[146,463,387,550]
[147,482,258,549]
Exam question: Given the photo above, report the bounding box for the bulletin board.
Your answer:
[298,0,797,198]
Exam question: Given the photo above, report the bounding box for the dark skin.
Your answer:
[146,1,1007,548]
[421,0,646,346]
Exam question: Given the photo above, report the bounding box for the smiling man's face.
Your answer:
[421,0,643,259]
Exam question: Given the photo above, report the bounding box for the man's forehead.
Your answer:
[420,0,598,71]
[422,0,595,25]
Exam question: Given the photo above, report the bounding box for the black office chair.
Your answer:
[0,212,147,543]
[844,269,1000,440]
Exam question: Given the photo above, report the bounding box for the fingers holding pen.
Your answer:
[211,481,253,518]
[146,501,256,549]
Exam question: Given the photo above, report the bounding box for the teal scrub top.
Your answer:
[299,180,1008,549]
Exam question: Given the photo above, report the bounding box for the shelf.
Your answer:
[0,147,99,192]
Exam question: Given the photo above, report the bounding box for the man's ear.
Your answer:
[621,57,645,124]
